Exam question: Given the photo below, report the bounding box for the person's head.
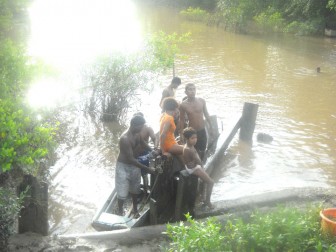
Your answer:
[162,97,178,111]
[133,111,144,117]
[171,77,181,89]
[183,127,197,146]
[185,83,196,98]
[162,97,179,118]
[130,115,146,133]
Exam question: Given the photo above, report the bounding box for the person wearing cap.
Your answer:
[115,115,156,217]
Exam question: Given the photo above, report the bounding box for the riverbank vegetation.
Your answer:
[166,206,336,251]
[82,31,190,122]
[0,0,57,249]
[139,0,336,36]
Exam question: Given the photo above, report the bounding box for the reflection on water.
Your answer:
[26,2,336,234]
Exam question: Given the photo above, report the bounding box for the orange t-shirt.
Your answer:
[160,113,177,152]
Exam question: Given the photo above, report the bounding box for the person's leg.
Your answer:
[130,193,140,218]
[195,129,207,161]
[142,173,149,193]
[115,162,129,215]
[193,168,214,208]
[117,199,124,215]
[168,144,184,155]
[129,166,141,217]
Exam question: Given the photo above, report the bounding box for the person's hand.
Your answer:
[147,167,156,175]
[163,152,172,158]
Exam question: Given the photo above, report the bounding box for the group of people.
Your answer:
[115,77,215,217]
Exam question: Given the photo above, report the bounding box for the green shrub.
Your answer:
[0,187,26,249]
[81,53,152,122]
[0,40,57,174]
[284,19,323,36]
[180,7,209,22]
[166,206,336,251]
[148,31,191,70]
[254,8,285,33]
[166,213,224,252]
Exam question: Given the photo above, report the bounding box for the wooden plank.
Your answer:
[150,198,157,225]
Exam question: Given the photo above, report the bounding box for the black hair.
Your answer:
[183,127,197,139]
[185,83,195,91]
[133,111,144,117]
[162,97,179,112]
[130,115,146,127]
[171,76,181,85]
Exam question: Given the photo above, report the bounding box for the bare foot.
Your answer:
[132,211,140,219]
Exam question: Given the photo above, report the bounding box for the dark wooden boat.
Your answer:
[91,115,221,231]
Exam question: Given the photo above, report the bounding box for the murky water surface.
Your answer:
[27,1,336,234]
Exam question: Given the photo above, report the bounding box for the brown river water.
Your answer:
[26,1,336,234]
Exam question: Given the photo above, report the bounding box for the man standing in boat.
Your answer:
[133,112,157,193]
[115,115,156,217]
[179,83,213,161]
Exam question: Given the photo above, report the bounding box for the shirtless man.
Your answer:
[133,112,157,192]
[159,76,182,108]
[115,115,155,217]
[179,83,213,160]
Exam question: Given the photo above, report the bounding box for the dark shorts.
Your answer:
[137,151,150,176]
[195,128,207,152]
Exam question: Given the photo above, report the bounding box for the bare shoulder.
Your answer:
[197,97,206,104]
[145,125,154,134]
[180,100,187,109]
[119,134,130,146]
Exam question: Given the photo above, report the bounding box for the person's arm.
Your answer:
[202,99,213,133]
[148,127,157,149]
[183,148,195,168]
[120,137,155,174]
[160,121,171,155]
[140,137,152,152]
[159,89,170,107]
[179,104,186,143]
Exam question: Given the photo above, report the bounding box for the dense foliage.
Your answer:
[166,213,224,251]
[143,0,336,35]
[0,40,56,174]
[0,187,26,249]
[180,7,209,22]
[0,0,56,248]
[166,206,336,251]
[212,0,336,35]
